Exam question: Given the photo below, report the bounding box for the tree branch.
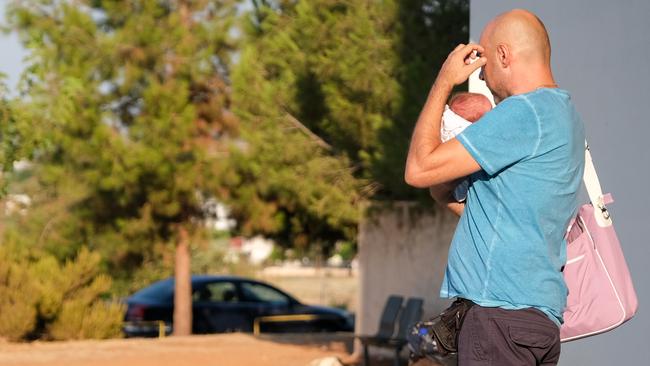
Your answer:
[283,112,332,151]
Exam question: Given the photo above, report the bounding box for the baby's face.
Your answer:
[448,93,493,122]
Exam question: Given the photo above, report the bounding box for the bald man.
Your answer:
[405,9,585,365]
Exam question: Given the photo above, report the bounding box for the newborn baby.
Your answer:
[440,92,492,201]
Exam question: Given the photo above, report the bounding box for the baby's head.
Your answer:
[448,92,492,122]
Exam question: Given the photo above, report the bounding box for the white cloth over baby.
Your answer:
[440,105,472,202]
[441,105,472,142]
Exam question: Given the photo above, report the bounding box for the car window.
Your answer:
[240,282,290,305]
[192,282,238,303]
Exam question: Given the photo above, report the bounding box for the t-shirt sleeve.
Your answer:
[455,96,540,176]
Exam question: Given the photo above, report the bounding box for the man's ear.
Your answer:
[496,44,510,68]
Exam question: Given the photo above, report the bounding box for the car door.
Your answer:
[237,281,294,332]
[192,280,248,333]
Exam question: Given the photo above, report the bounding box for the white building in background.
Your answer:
[224,235,274,265]
[240,236,274,265]
[2,161,32,217]
[201,196,276,266]
[12,160,31,171]
[3,193,30,216]
[202,197,236,231]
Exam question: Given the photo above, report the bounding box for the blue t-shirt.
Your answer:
[441,88,585,325]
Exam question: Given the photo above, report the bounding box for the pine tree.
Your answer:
[228,0,468,255]
[227,1,373,258]
[234,0,468,203]
[6,0,238,335]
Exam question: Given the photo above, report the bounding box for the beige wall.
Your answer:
[355,202,459,354]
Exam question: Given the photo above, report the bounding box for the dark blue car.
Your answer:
[123,275,354,336]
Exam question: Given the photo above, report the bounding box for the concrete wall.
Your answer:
[355,202,459,355]
[469,2,650,364]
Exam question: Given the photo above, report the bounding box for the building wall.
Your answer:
[355,202,459,355]
[470,1,650,364]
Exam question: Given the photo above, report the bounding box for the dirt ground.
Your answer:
[0,333,352,366]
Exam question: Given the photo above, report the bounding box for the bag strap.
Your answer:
[583,141,613,227]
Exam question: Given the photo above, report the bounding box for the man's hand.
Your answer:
[429,183,465,217]
[436,43,487,88]
[404,44,483,188]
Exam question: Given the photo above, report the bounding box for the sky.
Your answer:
[0,0,26,93]
[471,1,650,365]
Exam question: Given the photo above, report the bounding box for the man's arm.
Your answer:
[405,44,486,188]
[429,183,465,217]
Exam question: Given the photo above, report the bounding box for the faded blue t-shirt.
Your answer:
[441,88,585,325]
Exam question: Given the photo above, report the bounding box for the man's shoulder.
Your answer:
[480,95,537,130]
[491,95,535,117]
[491,89,575,128]
[516,88,573,115]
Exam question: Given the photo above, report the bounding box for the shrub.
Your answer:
[0,246,124,341]
[0,256,38,341]
[48,299,124,340]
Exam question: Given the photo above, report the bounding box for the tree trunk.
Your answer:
[173,225,192,336]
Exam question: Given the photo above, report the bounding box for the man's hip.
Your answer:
[457,304,561,366]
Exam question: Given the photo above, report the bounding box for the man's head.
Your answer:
[478,9,554,103]
[448,92,492,122]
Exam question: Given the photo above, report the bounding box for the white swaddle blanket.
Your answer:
[440,105,472,202]
[440,105,472,142]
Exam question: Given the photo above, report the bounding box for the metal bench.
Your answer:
[358,295,424,366]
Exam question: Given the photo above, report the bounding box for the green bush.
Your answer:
[0,258,38,341]
[335,241,356,261]
[49,299,124,340]
[0,246,124,341]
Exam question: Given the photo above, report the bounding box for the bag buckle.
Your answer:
[596,198,610,220]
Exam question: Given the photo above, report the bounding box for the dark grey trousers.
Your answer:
[457,304,561,366]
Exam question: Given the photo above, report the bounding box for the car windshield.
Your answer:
[131,278,174,302]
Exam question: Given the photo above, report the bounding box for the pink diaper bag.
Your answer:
[560,143,638,342]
